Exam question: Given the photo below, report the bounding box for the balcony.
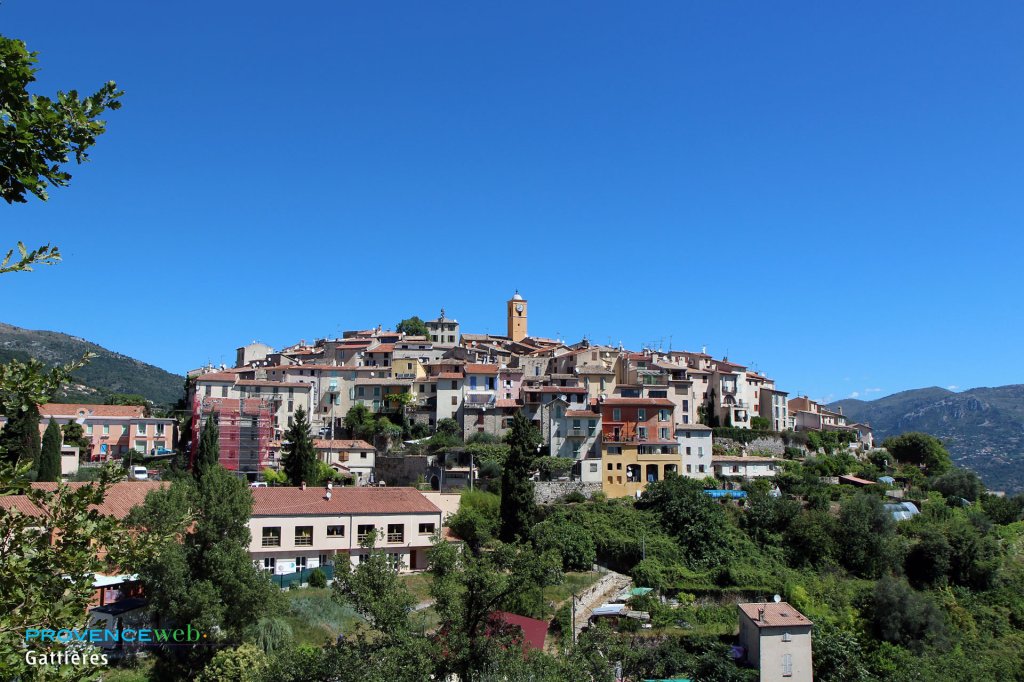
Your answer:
[261,535,281,548]
[295,536,313,547]
[387,532,404,543]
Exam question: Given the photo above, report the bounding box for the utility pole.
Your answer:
[571,592,577,645]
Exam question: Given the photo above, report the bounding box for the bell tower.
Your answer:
[506,291,527,342]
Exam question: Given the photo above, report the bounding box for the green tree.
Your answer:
[429,539,561,681]
[929,468,984,503]
[635,475,729,568]
[0,35,122,206]
[532,514,597,571]
[396,316,431,337]
[0,401,40,470]
[61,419,90,456]
[436,417,462,438]
[868,576,948,653]
[784,510,838,568]
[343,403,375,439]
[499,412,539,543]
[127,466,282,677]
[36,418,62,482]
[750,416,771,430]
[333,530,417,633]
[282,406,318,486]
[882,432,952,474]
[194,414,220,478]
[837,494,897,578]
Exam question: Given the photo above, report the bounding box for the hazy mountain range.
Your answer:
[830,385,1024,494]
[0,323,185,408]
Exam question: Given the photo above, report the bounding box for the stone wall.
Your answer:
[375,455,431,487]
[716,435,808,457]
[534,481,602,505]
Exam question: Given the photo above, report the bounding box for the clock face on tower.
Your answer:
[515,304,524,313]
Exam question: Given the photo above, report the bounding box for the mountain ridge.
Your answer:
[830,384,1024,494]
[0,322,185,407]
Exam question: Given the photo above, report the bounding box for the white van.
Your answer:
[130,466,149,481]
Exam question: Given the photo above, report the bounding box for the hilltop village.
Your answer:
[186,291,874,496]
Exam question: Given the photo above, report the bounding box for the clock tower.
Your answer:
[507,291,528,342]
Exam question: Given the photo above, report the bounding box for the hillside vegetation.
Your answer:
[0,323,184,407]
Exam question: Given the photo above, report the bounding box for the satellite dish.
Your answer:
[773,594,782,603]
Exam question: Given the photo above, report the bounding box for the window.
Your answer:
[637,427,648,440]
[155,423,165,436]
[419,523,435,535]
[686,464,692,473]
[451,380,458,390]
[295,526,313,546]
[296,556,308,571]
[612,408,621,421]
[686,446,691,455]
[288,400,294,412]
[327,525,345,537]
[659,409,669,421]
[357,524,375,542]
[373,387,381,397]
[358,553,369,564]
[262,557,276,572]
[135,440,147,451]
[262,527,281,547]
[220,386,228,398]
[386,553,403,571]
[782,632,792,642]
[357,386,365,397]
[387,524,404,543]
[637,408,646,421]
[698,446,704,456]
[135,423,146,436]
[451,396,458,406]
[698,464,705,473]
[732,465,740,473]
[659,428,669,440]
[589,462,598,472]
[86,424,93,435]
[320,553,330,567]
[782,653,793,677]
[102,424,110,436]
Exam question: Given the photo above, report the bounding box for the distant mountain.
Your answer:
[0,323,185,408]
[830,385,1024,494]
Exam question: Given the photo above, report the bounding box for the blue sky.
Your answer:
[3,1,1023,403]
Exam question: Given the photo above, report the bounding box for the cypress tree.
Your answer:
[282,406,318,486]
[194,415,220,478]
[0,403,42,469]
[498,411,540,543]
[37,419,63,482]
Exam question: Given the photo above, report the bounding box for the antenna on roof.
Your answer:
[773,594,782,603]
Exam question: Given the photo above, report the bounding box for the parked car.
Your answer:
[250,481,268,488]
[130,466,149,481]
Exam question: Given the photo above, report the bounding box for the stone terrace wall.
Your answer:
[534,481,602,505]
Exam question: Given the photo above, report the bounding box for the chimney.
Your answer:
[324,490,332,500]
[300,481,306,490]
[758,607,765,622]
[326,481,333,491]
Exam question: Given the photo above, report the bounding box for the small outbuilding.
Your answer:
[737,602,813,682]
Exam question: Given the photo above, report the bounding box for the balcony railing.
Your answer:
[294,535,313,547]
[387,533,404,543]
[261,536,281,547]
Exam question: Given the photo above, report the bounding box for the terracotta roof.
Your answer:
[195,372,239,382]
[601,398,674,407]
[313,439,375,450]
[464,363,500,374]
[436,372,463,379]
[675,424,712,431]
[495,399,521,409]
[738,602,812,628]
[236,380,306,388]
[0,481,165,519]
[39,403,146,419]
[250,487,441,516]
[838,474,876,486]
[368,344,394,353]
[490,611,548,651]
[564,410,597,417]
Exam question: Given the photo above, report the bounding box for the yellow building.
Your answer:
[602,443,682,499]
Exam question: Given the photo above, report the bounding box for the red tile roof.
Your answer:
[495,399,521,409]
[464,363,500,374]
[490,611,548,651]
[436,372,463,379]
[250,486,441,516]
[368,344,395,353]
[39,403,146,419]
[195,372,238,382]
[565,410,597,417]
[738,602,812,628]
[313,439,375,450]
[0,481,165,519]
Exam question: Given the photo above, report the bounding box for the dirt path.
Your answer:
[571,570,633,641]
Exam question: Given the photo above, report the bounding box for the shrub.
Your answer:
[307,568,327,588]
[563,490,587,504]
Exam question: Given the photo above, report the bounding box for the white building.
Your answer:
[677,424,713,478]
[737,602,813,682]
